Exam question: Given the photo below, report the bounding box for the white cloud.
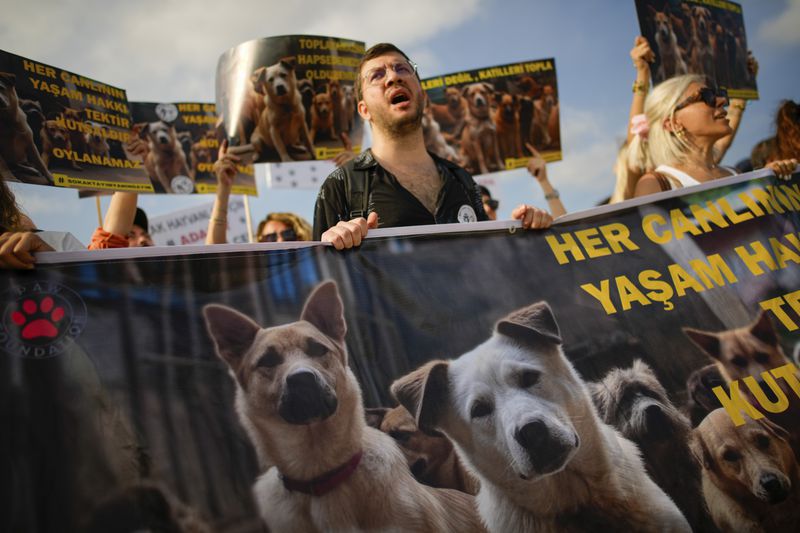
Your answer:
[0,0,481,102]
[759,0,800,46]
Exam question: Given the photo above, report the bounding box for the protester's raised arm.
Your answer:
[206,140,239,245]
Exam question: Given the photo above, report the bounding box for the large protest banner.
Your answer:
[129,102,256,195]
[216,35,365,165]
[422,58,561,175]
[634,0,758,99]
[0,49,147,191]
[2,169,799,531]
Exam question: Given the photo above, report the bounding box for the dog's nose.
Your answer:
[286,370,318,390]
[760,473,789,504]
[515,420,549,450]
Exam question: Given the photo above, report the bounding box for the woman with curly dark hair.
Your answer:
[769,100,800,162]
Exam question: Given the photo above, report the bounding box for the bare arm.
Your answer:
[633,173,664,198]
[526,143,566,217]
[206,140,239,245]
[714,53,757,163]
[626,36,654,146]
[103,192,138,237]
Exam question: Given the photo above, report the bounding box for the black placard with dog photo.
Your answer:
[634,0,758,99]
[216,35,366,164]
[0,48,150,191]
[421,58,561,177]
[128,102,256,195]
[3,169,800,531]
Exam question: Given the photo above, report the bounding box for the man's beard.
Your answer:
[372,98,424,139]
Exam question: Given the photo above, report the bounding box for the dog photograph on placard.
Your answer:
[422,58,561,177]
[635,0,758,99]
[216,35,365,164]
[0,48,148,190]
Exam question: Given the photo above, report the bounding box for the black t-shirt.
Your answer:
[313,150,488,239]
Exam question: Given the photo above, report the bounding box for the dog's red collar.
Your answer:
[280,450,363,497]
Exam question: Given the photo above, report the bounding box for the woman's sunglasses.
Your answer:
[258,228,297,243]
[674,87,728,112]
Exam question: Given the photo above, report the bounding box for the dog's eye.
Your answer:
[306,339,328,358]
[518,369,541,388]
[256,349,282,369]
[755,434,770,449]
[470,400,493,419]
[754,352,770,364]
[722,449,741,462]
[731,356,747,368]
[389,430,412,443]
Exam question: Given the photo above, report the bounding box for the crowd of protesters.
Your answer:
[1,38,798,268]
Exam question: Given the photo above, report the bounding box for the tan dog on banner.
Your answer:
[251,57,315,162]
[366,405,479,495]
[431,86,468,140]
[460,82,503,175]
[690,408,800,532]
[203,281,485,533]
[0,72,53,183]
[494,92,522,162]
[684,311,800,450]
[140,121,192,193]
[393,301,690,532]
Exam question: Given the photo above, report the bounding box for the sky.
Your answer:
[3,0,799,244]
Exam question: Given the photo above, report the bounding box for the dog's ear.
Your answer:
[280,56,297,71]
[392,360,449,434]
[461,85,470,97]
[138,123,151,140]
[482,83,494,95]
[495,301,562,347]
[251,67,267,94]
[203,304,260,370]
[750,310,778,346]
[757,416,792,443]
[688,429,714,470]
[683,327,722,360]
[300,281,346,345]
[364,407,390,429]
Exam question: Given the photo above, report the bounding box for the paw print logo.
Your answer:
[1,281,87,359]
[11,296,65,340]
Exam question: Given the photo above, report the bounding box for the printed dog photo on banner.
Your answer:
[2,170,800,531]
[0,49,149,192]
[422,58,561,177]
[634,0,758,99]
[129,102,256,195]
[215,35,365,164]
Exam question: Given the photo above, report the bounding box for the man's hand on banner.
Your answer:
[321,212,379,250]
[0,231,54,269]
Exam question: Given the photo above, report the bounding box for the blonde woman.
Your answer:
[633,75,796,197]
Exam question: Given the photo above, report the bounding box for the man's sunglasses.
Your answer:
[258,228,297,243]
[674,87,728,112]
[484,199,499,210]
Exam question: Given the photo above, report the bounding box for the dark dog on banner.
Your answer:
[366,405,479,495]
[591,360,715,531]
[203,281,484,532]
[0,72,53,183]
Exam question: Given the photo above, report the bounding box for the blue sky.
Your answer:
[3,0,799,244]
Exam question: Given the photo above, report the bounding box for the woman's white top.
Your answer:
[655,164,736,190]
